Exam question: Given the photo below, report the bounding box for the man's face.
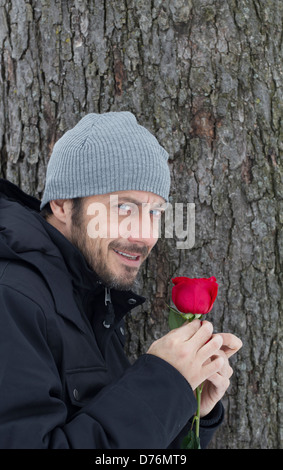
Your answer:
[67,190,165,290]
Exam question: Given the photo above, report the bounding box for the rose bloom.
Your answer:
[172,276,218,314]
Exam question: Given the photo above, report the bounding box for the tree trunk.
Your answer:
[0,0,282,449]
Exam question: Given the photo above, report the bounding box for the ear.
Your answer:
[49,199,72,224]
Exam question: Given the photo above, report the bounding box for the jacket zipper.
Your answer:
[103,287,115,328]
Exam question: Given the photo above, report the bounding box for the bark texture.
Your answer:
[0,0,282,449]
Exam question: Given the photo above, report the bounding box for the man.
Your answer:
[0,112,242,448]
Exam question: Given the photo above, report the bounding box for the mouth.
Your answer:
[113,249,142,267]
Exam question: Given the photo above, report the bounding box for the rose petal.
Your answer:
[171,276,218,315]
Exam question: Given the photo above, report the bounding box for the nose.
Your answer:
[126,209,159,248]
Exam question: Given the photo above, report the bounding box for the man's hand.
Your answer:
[199,332,242,417]
[146,320,242,417]
[147,320,225,390]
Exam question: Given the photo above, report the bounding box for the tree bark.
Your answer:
[0,0,282,449]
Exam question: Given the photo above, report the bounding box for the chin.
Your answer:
[104,279,136,291]
[96,268,137,291]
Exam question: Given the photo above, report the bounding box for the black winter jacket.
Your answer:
[0,179,223,449]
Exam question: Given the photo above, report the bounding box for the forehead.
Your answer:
[84,190,165,205]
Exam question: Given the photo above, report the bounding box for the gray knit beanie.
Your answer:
[40,112,171,210]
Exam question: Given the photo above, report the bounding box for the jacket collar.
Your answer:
[35,216,146,332]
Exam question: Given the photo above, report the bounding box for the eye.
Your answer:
[117,203,134,215]
[150,208,163,219]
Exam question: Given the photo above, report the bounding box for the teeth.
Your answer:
[114,250,138,260]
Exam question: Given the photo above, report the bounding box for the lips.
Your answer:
[110,242,148,268]
[113,249,140,261]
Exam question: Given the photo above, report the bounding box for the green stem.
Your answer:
[195,385,202,438]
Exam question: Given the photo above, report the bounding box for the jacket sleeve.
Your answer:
[0,285,201,449]
[168,400,224,449]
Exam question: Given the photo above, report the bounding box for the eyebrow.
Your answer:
[117,196,167,209]
[117,196,145,206]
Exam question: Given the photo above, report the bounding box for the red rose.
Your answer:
[172,276,218,315]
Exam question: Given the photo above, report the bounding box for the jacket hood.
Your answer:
[0,179,57,257]
[0,179,145,324]
[0,178,98,285]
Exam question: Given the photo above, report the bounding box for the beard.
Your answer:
[69,204,148,291]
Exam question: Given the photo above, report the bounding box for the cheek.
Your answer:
[86,216,109,239]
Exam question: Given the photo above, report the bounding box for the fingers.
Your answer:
[171,318,202,341]
[202,355,225,379]
[205,370,231,394]
[188,320,214,349]
[147,319,241,392]
[203,348,233,386]
[218,333,243,358]
[205,355,233,395]
[213,349,233,378]
[198,334,223,364]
